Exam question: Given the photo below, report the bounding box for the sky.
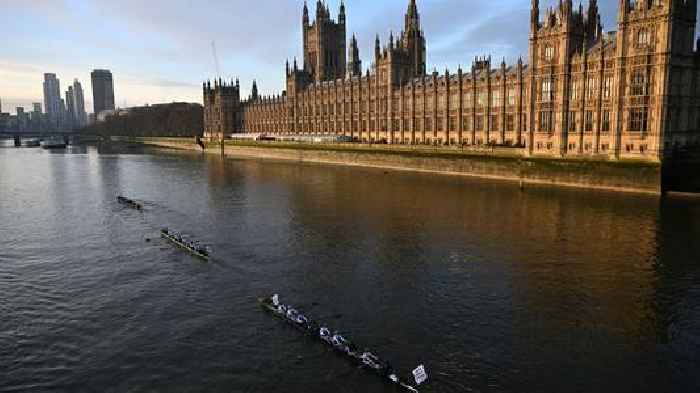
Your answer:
[0,0,684,115]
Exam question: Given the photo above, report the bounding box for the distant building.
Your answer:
[43,73,61,127]
[71,79,88,127]
[91,69,115,115]
[0,113,9,132]
[30,103,44,130]
[15,107,29,132]
[66,86,75,126]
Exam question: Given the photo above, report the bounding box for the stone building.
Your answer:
[203,0,700,162]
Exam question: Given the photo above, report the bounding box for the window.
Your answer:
[629,108,649,132]
[568,111,577,132]
[539,111,553,132]
[508,88,516,106]
[585,111,594,132]
[492,91,501,107]
[490,115,499,132]
[602,111,611,132]
[544,45,555,61]
[541,79,553,102]
[570,80,580,101]
[586,77,597,99]
[463,93,472,107]
[463,116,472,131]
[450,94,460,109]
[507,114,515,131]
[638,29,650,46]
[477,91,486,106]
[631,71,648,96]
[449,117,457,132]
[475,116,484,131]
[603,76,613,99]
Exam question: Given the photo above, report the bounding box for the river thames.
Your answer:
[1,144,699,393]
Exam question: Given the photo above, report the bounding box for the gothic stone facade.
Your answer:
[204,0,700,162]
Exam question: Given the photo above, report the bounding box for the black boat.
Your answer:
[259,295,426,392]
[160,228,210,260]
[117,196,143,210]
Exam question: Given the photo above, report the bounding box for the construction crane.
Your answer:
[211,41,221,79]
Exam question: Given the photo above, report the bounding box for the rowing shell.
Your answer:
[161,231,210,260]
[259,296,422,392]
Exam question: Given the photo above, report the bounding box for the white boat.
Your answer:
[40,138,67,149]
[22,139,40,147]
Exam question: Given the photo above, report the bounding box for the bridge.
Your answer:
[0,130,84,147]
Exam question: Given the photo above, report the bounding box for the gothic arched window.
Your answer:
[631,71,648,96]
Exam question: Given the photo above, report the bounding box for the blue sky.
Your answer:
[0,0,676,115]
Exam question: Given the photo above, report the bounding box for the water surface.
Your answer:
[1,145,699,393]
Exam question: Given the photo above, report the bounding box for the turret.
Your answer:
[251,80,258,101]
[375,34,381,60]
[401,0,426,77]
[405,0,420,31]
[339,0,346,25]
[531,0,540,30]
[347,34,362,78]
[316,0,324,20]
[303,1,309,26]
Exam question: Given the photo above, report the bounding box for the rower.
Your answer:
[331,334,347,348]
[277,304,287,315]
[319,327,330,338]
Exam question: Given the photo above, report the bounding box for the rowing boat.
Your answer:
[259,295,427,392]
[160,229,210,260]
[117,196,142,210]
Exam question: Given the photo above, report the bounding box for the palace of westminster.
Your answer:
[203,0,700,161]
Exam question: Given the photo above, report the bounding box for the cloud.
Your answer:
[2,0,699,108]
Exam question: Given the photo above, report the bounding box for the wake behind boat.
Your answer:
[259,294,428,392]
[160,228,210,260]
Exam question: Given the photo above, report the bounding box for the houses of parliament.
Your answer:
[203,0,700,161]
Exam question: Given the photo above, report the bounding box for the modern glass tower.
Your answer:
[91,69,115,115]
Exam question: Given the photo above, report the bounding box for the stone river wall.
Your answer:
[112,136,665,195]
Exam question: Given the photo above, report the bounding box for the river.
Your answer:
[1,144,699,393]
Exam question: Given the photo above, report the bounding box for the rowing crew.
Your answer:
[117,196,142,210]
[162,228,210,256]
[272,297,399,382]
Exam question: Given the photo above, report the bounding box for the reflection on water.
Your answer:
[0,146,699,393]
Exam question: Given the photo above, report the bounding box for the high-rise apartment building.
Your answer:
[91,69,115,115]
[71,79,87,127]
[43,73,61,126]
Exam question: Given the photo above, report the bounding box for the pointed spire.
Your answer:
[339,0,346,24]
[405,0,420,32]
[375,34,381,59]
[531,0,540,28]
[251,79,258,100]
[303,0,309,25]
